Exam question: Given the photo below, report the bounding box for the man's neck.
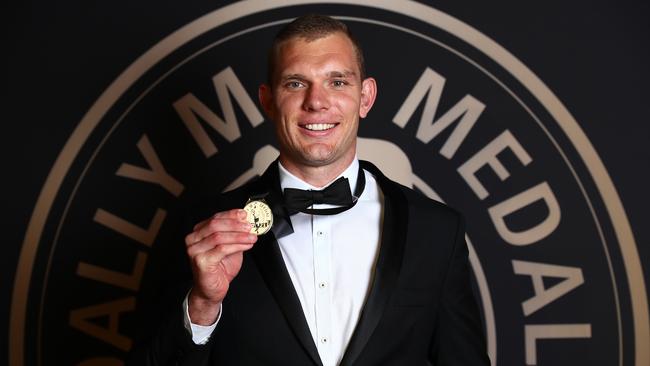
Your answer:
[279,155,355,188]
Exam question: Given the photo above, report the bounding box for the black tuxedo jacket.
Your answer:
[131,160,489,366]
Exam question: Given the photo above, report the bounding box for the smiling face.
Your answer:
[259,32,376,184]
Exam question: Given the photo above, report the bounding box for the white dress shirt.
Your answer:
[185,158,383,366]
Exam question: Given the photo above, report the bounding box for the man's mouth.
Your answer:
[302,123,337,131]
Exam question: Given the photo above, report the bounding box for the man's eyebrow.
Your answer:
[280,71,357,81]
[281,73,307,81]
[328,70,356,78]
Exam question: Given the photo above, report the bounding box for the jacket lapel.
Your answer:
[248,161,323,366]
[251,234,323,366]
[339,161,408,366]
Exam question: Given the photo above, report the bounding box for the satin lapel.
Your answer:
[251,235,322,366]
[249,161,323,366]
[339,161,408,366]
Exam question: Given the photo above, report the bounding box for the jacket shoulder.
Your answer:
[361,159,462,222]
[398,184,462,220]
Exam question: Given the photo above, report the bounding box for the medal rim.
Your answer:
[243,199,273,235]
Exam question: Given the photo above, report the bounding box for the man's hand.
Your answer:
[185,209,257,325]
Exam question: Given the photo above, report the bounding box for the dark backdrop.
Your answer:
[4,1,649,365]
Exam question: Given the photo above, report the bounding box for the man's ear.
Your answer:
[359,77,377,118]
[258,83,274,118]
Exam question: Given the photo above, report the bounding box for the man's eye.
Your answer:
[286,81,303,89]
[332,80,348,87]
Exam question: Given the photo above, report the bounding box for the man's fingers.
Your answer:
[186,218,251,245]
[193,242,256,270]
[193,209,248,231]
[187,232,257,257]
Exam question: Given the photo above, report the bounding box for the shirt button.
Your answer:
[317,230,324,236]
[318,282,327,289]
[321,337,328,344]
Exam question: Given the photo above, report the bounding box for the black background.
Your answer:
[4,0,649,363]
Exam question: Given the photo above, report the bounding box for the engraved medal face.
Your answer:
[243,200,273,235]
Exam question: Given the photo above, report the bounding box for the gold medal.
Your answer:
[243,199,273,235]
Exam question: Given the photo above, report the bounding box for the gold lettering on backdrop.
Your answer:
[116,134,184,197]
[93,208,166,247]
[394,66,591,365]
[69,297,136,351]
[77,251,147,291]
[458,130,533,200]
[392,67,485,158]
[174,66,264,157]
[488,182,561,245]
[512,260,584,316]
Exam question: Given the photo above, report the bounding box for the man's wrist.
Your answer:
[188,291,222,326]
[183,291,221,345]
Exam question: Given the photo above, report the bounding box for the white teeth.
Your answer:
[304,123,335,131]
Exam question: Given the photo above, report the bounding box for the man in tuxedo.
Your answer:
[134,14,489,366]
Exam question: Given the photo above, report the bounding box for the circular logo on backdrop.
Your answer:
[11,1,648,366]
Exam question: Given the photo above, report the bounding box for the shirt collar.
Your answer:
[278,158,360,196]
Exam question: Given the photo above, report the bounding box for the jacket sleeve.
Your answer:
[126,294,214,366]
[126,200,217,366]
[428,214,491,365]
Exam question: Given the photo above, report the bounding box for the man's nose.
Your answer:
[302,84,330,111]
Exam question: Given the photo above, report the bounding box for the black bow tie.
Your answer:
[283,168,366,216]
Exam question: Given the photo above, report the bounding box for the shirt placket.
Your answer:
[312,214,333,365]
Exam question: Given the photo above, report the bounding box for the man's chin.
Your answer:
[295,146,335,164]
[280,144,354,168]
[300,156,336,168]
[300,151,355,170]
